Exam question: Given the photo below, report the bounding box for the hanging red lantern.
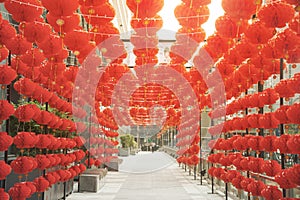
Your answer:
[0,132,13,151]
[8,182,32,200]
[5,34,32,55]
[20,48,45,67]
[38,35,64,58]
[258,2,295,28]
[11,156,37,174]
[0,65,17,85]
[80,2,115,26]
[45,173,56,186]
[286,164,300,185]
[41,0,79,17]
[260,135,277,152]
[215,15,248,39]
[33,111,53,125]
[0,160,11,180]
[174,3,209,28]
[222,0,259,19]
[232,135,248,151]
[286,103,300,124]
[24,182,36,197]
[231,175,245,190]
[259,113,280,129]
[13,132,37,149]
[241,178,255,192]
[0,20,16,46]
[261,160,282,177]
[275,170,297,189]
[274,134,291,154]
[274,105,290,124]
[4,0,43,22]
[0,46,9,62]
[248,157,264,173]
[0,188,9,200]
[13,78,37,97]
[126,0,164,18]
[131,15,163,35]
[14,104,35,122]
[20,22,52,44]
[35,134,53,149]
[78,0,106,6]
[245,20,276,44]
[33,177,50,192]
[47,14,80,34]
[0,100,15,122]
[247,114,261,128]
[247,180,266,196]
[240,157,251,171]
[287,134,300,154]
[261,185,283,200]
[35,155,50,170]
[248,135,263,151]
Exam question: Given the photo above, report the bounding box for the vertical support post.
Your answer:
[88,110,92,168]
[211,119,214,194]
[199,113,203,185]
[279,58,286,197]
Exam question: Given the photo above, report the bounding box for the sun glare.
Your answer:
[159,0,224,39]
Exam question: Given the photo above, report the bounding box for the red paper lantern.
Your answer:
[287,134,300,154]
[4,0,43,22]
[174,4,209,28]
[286,164,300,185]
[248,135,263,151]
[5,35,32,55]
[274,134,291,154]
[14,104,35,122]
[33,177,50,192]
[248,157,264,173]
[41,0,79,17]
[245,20,276,44]
[261,160,282,177]
[275,170,297,189]
[35,155,50,170]
[20,22,52,44]
[260,135,277,152]
[0,160,11,180]
[286,103,300,124]
[13,78,37,97]
[13,132,37,149]
[126,0,164,18]
[80,2,115,26]
[11,156,37,175]
[274,105,290,124]
[0,65,17,85]
[231,175,245,190]
[0,46,9,62]
[0,188,9,200]
[0,20,16,46]
[24,182,36,196]
[258,2,295,28]
[261,185,283,200]
[215,15,248,38]
[47,14,80,34]
[45,173,56,186]
[0,132,13,151]
[8,182,32,200]
[247,180,266,196]
[20,48,45,67]
[241,178,255,192]
[222,0,259,19]
[0,100,14,121]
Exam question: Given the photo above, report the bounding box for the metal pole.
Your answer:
[199,113,203,185]
[3,52,11,189]
[279,58,286,197]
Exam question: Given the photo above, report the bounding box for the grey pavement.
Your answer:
[67,152,226,200]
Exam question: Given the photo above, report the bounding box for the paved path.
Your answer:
[68,152,225,200]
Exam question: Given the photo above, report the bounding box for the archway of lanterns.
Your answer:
[0,0,299,200]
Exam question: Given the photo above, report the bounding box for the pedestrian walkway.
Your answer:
[68,152,226,200]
